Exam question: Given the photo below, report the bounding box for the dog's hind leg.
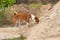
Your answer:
[13,18,17,27]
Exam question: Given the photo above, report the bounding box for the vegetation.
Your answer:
[3,35,27,40]
[29,3,42,8]
[29,2,48,9]
[0,0,15,26]
[0,0,15,8]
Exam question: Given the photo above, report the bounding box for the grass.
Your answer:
[0,10,13,26]
[29,3,42,8]
[3,35,27,40]
[29,2,49,9]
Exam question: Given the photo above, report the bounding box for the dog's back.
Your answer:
[14,13,31,22]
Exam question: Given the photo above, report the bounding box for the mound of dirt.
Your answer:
[26,1,60,40]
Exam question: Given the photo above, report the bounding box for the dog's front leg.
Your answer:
[25,22,29,29]
[13,18,18,27]
[18,20,21,27]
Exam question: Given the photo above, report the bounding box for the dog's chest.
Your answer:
[31,14,35,20]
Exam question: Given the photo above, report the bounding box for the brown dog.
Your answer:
[13,12,39,27]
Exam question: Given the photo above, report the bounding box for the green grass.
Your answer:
[29,3,42,8]
[0,11,11,26]
[3,35,27,40]
[29,2,49,9]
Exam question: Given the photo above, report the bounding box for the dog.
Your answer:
[13,12,39,27]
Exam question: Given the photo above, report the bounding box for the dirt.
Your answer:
[26,1,60,40]
[0,1,60,40]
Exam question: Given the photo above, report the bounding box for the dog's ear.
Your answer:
[35,16,39,24]
[14,13,17,16]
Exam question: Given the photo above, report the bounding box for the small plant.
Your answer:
[29,3,42,8]
[3,35,27,40]
[0,0,16,26]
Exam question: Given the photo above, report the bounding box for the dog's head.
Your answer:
[34,16,39,24]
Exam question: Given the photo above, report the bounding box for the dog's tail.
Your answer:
[14,12,17,16]
[11,8,17,16]
[34,16,39,24]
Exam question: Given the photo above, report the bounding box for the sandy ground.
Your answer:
[26,1,60,40]
[0,1,60,40]
[0,27,20,40]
